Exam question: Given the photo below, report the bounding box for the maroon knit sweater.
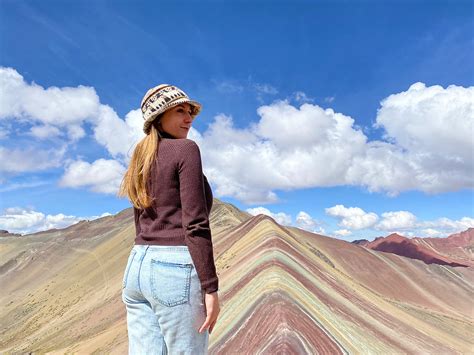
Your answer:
[133,130,218,294]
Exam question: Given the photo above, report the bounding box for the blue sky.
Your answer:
[0,0,473,240]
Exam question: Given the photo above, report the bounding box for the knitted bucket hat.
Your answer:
[141,84,202,135]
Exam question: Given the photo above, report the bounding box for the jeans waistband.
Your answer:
[132,244,190,253]
[132,244,193,265]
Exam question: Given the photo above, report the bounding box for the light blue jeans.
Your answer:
[121,244,209,355]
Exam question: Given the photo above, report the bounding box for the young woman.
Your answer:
[118,84,220,354]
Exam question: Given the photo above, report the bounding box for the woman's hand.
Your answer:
[199,291,220,334]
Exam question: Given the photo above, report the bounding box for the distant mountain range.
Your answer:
[0,198,472,354]
[352,228,474,267]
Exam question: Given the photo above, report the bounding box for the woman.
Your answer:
[118,84,220,354]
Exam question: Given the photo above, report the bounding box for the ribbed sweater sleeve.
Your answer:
[178,140,219,294]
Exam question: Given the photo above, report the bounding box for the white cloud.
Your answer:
[295,211,324,233]
[256,100,367,152]
[334,229,352,237]
[375,211,417,230]
[93,106,142,159]
[0,206,112,235]
[376,82,473,162]
[201,114,281,204]
[325,204,379,230]
[325,203,473,237]
[0,67,145,190]
[0,145,67,174]
[2,67,472,203]
[245,206,292,226]
[0,207,46,234]
[199,102,367,203]
[374,213,473,236]
[244,207,325,234]
[345,141,419,196]
[66,124,86,141]
[419,216,474,232]
[420,228,444,237]
[0,66,143,158]
[371,82,474,194]
[58,158,126,194]
[28,124,62,139]
[0,67,100,140]
[198,82,473,203]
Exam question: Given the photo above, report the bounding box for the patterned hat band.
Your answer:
[141,84,202,135]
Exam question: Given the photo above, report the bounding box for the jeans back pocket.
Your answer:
[150,259,193,307]
[122,249,137,289]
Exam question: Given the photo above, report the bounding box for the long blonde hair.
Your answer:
[117,118,162,210]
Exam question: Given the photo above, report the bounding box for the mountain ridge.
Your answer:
[0,199,472,353]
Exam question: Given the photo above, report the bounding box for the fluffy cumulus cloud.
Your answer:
[1,66,473,207]
[325,204,379,230]
[375,211,418,231]
[0,67,144,156]
[295,211,324,234]
[325,204,474,238]
[357,82,474,195]
[418,216,474,233]
[28,124,63,140]
[334,229,352,237]
[58,158,126,194]
[93,106,143,159]
[0,145,67,174]
[199,103,367,204]
[376,83,473,164]
[196,82,473,203]
[0,67,100,139]
[404,219,474,237]
[420,228,445,238]
[245,206,292,226]
[0,206,111,235]
[0,67,146,193]
[352,81,474,195]
[245,207,324,233]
